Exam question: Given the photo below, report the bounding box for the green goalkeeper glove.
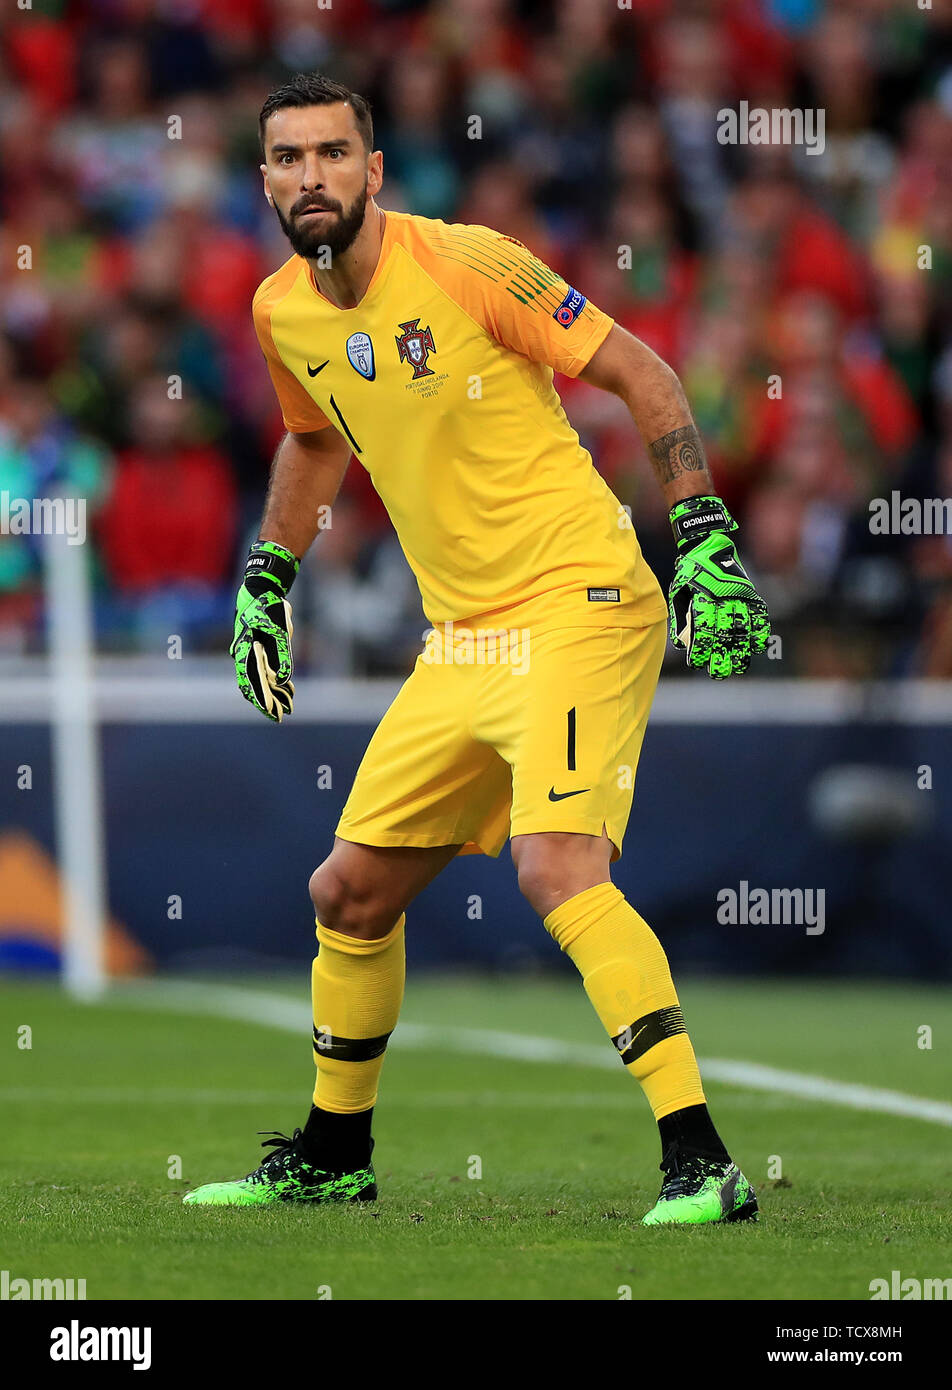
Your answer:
[667,495,770,679]
[230,540,300,722]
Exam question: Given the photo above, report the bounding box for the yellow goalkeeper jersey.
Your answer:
[252,209,666,632]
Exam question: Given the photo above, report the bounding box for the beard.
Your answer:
[274,184,369,261]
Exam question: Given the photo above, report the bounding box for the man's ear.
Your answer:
[367,150,383,198]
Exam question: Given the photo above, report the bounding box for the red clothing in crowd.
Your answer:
[750,353,919,465]
[775,204,871,323]
[3,18,77,118]
[96,445,237,592]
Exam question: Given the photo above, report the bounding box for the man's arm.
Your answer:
[578,323,715,506]
[578,323,770,679]
[258,426,353,559]
[231,426,352,720]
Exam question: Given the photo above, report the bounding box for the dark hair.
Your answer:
[258,73,374,156]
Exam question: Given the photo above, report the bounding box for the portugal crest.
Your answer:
[395,318,436,379]
[346,332,375,380]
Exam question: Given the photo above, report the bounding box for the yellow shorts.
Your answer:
[335,618,667,862]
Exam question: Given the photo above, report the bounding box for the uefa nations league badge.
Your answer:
[346,332,375,380]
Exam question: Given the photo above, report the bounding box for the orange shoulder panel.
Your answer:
[393,215,614,377]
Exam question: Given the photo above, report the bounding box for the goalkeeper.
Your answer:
[189,76,770,1226]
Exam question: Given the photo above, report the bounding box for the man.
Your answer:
[183,74,770,1225]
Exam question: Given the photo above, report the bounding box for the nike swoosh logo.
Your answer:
[548,787,590,801]
[307,360,329,376]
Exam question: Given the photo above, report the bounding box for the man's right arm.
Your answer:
[231,426,352,721]
[258,426,354,561]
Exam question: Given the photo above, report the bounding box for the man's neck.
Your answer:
[308,203,386,310]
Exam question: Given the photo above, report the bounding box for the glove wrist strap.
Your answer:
[244,540,300,597]
[669,494,737,548]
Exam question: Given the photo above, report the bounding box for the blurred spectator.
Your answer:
[52,34,166,233]
[377,53,461,219]
[93,376,237,651]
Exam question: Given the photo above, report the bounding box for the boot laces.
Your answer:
[249,1129,307,1182]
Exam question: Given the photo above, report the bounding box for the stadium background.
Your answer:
[0,0,949,982]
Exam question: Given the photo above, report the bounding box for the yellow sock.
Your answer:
[544,882,706,1120]
[311,913,406,1114]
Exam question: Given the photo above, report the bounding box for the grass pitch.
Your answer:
[2,974,950,1301]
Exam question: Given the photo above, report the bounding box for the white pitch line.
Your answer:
[109,980,952,1128]
[697,1060,952,1128]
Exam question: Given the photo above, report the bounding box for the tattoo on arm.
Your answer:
[647,424,707,486]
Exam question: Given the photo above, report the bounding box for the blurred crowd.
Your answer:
[1,0,950,676]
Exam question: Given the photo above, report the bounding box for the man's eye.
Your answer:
[327,149,343,159]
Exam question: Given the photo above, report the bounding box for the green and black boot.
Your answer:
[641,1140,758,1226]
[183,1129,376,1207]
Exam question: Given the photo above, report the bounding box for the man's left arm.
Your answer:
[579,323,771,680]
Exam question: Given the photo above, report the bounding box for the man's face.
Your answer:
[261,102,382,260]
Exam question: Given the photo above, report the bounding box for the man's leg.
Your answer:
[510,827,728,1159]
[183,837,462,1205]
[303,836,463,1169]
[184,638,505,1207]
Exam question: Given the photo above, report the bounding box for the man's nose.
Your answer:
[300,153,324,189]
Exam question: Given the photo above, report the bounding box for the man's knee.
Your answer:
[308,859,394,939]
[308,861,344,924]
[516,859,584,920]
[513,833,614,920]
